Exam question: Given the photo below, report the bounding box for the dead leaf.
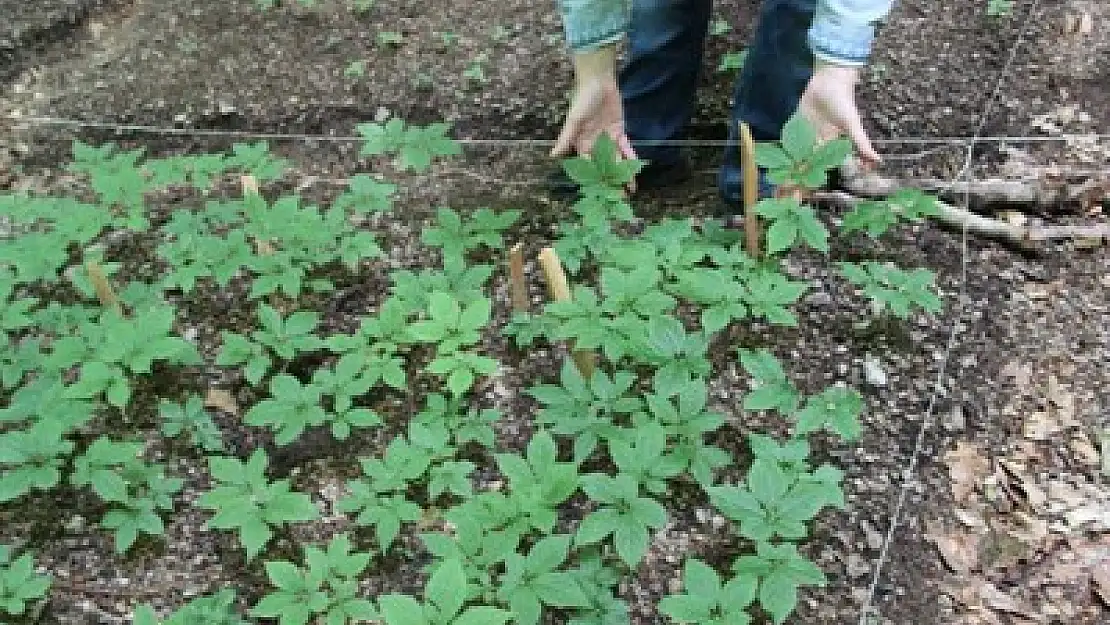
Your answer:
[1047,376,1076,418]
[1024,412,1060,441]
[978,581,1035,617]
[926,521,981,574]
[204,389,239,417]
[1070,436,1101,466]
[997,459,1047,510]
[1093,559,1109,605]
[946,442,991,503]
[1024,283,1049,299]
[954,507,989,530]
[1000,360,1032,388]
[1100,429,1110,477]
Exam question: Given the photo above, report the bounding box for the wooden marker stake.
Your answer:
[508,243,529,313]
[241,175,275,255]
[537,247,596,379]
[738,121,762,259]
[86,261,123,316]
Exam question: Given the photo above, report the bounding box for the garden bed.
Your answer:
[1,1,1108,625]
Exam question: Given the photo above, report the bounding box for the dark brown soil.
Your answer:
[1,1,1107,624]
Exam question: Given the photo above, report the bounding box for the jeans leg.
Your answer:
[718,0,817,204]
[621,0,713,168]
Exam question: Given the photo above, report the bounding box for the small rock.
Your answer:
[942,405,965,432]
[863,355,888,387]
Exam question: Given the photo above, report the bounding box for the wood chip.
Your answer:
[204,389,240,417]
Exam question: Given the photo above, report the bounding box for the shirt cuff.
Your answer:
[808,10,877,66]
[559,0,630,52]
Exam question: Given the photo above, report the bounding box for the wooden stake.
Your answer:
[86,261,123,316]
[241,175,276,255]
[738,121,762,259]
[508,243,529,313]
[537,247,596,379]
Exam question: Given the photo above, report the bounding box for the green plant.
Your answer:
[196,449,320,561]
[332,174,396,215]
[838,261,943,319]
[0,545,51,617]
[496,534,591,625]
[528,361,642,462]
[0,420,74,503]
[710,19,731,36]
[986,0,1013,17]
[132,588,247,625]
[378,559,512,625]
[840,188,940,239]
[251,534,378,625]
[463,54,490,84]
[159,395,225,453]
[754,113,852,189]
[732,542,827,624]
[706,454,843,543]
[409,292,498,396]
[641,382,730,487]
[658,558,755,625]
[717,50,748,73]
[421,207,521,265]
[62,306,202,408]
[244,375,330,445]
[358,119,462,173]
[343,60,367,79]
[336,433,437,551]
[70,437,184,552]
[217,304,324,385]
[414,394,500,448]
[575,473,668,567]
[377,31,404,46]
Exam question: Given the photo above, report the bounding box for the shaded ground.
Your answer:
[0,0,1108,624]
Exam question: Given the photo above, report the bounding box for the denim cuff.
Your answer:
[559,0,630,52]
[808,5,880,66]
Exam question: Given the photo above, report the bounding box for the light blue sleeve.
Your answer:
[809,0,896,66]
[558,0,631,52]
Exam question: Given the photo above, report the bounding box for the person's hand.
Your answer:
[551,45,638,187]
[797,60,881,166]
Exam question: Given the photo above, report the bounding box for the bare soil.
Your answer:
[0,1,1107,624]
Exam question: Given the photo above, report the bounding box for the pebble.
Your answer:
[863,355,888,387]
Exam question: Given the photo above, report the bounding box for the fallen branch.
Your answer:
[839,159,1110,210]
[537,247,596,379]
[814,190,1110,248]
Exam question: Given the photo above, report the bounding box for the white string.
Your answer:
[5,113,1107,148]
[855,0,1045,621]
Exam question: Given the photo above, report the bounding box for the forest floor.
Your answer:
[0,0,1108,624]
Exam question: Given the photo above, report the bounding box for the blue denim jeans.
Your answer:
[620,0,817,204]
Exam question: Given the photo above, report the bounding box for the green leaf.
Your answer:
[379,594,429,625]
[453,606,513,625]
[794,386,863,440]
[780,114,817,161]
[426,558,468,620]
